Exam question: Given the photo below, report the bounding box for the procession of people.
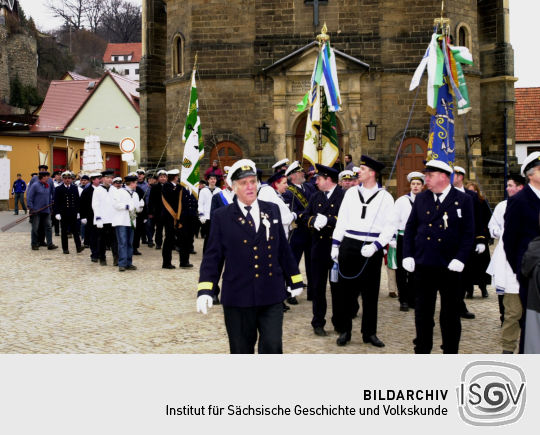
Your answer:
[15,151,540,355]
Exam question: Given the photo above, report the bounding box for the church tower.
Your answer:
[140,0,515,202]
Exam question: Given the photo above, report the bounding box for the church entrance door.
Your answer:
[210,141,243,173]
[396,137,427,197]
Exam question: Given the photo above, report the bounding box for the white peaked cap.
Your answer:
[272,158,289,169]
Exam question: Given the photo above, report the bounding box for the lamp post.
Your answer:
[366,120,377,141]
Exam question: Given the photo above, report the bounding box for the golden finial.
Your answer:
[317,23,330,44]
[434,0,450,34]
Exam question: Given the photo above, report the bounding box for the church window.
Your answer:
[456,23,472,52]
[172,33,184,76]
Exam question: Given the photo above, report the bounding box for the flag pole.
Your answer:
[316,23,329,164]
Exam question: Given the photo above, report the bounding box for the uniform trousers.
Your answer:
[310,236,338,328]
[154,216,164,248]
[133,215,145,251]
[333,237,383,337]
[162,219,177,266]
[60,214,81,251]
[201,220,211,253]
[502,293,523,353]
[177,216,196,265]
[414,265,462,354]
[86,223,99,260]
[289,227,313,299]
[97,223,118,261]
[396,234,415,307]
[223,303,283,354]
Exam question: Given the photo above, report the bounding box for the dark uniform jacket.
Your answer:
[210,189,234,218]
[148,182,165,218]
[161,182,182,223]
[503,184,540,277]
[198,199,302,307]
[298,186,345,241]
[79,185,96,223]
[464,189,489,246]
[283,182,316,215]
[135,185,148,220]
[403,186,474,267]
[53,184,80,217]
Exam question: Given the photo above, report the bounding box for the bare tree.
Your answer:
[85,0,105,33]
[46,0,86,30]
[100,0,142,43]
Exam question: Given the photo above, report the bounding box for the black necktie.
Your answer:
[245,205,256,232]
[435,193,442,209]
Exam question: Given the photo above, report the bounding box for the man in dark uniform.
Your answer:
[453,166,488,319]
[403,160,475,354]
[148,170,167,250]
[53,171,84,255]
[282,161,316,303]
[297,164,344,337]
[79,172,102,262]
[130,172,148,256]
[161,169,182,269]
[197,159,303,353]
[504,151,540,353]
[177,180,198,268]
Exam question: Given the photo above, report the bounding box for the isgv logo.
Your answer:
[457,361,526,426]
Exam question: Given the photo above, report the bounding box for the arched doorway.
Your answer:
[396,137,428,196]
[209,141,243,172]
[294,113,344,171]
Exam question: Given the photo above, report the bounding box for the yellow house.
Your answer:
[0,71,140,210]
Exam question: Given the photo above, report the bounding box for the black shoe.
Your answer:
[363,335,385,347]
[39,242,47,247]
[180,263,193,269]
[287,296,298,305]
[162,264,176,269]
[47,244,58,250]
[148,242,155,248]
[336,332,351,346]
[191,250,197,255]
[76,246,85,253]
[63,250,69,254]
[31,246,39,251]
[100,259,107,266]
[155,245,162,250]
[126,265,137,270]
[502,350,513,354]
[133,250,142,255]
[113,257,118,266]
[84,244,90,248]
[481,288,488,298]
[55,233,60,237]
[313,326,327,337]
[119,266,126,272]
[461,311,476,319]
[212,295,220,305]
[91,258,98,263]
[282,302,290,312]
[465,292,473,299]
[399,302,409,312]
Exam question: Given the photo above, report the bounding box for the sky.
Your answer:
[14,0,540,88]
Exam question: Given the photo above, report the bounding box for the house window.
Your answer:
[135,69,140,74]
[125,69,129,75]
[456,23,472,51]
[172,33,184,76]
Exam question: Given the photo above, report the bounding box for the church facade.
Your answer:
[139,0,515,201]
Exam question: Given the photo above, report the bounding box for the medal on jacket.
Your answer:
[443,212,448,229]
[261,212,271,241]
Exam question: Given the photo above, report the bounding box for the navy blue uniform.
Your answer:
[283,182,316,299]
[404,187,474,353]
[198,199,302,353]
[210,189,234,218]
[132,185,148,252]
[298,186,344,329]
[53,183,82,252]
[148,182,165,248]
[80,186,98,260]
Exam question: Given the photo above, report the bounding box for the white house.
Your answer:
[102,42,141,81]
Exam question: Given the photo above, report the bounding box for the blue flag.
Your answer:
[427,66,455,169]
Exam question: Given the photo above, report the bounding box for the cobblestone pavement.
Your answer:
[0,212,503,354]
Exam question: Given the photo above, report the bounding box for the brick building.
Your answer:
[139,0,516,201]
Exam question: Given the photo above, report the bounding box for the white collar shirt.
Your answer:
[237,199,260,232]
[434,183,452,203]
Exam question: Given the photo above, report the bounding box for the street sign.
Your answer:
[119,137,136,153]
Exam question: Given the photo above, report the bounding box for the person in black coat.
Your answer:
[148,170,167,249]
[297,164,344,337]
[282,161,316,303]
[197,160,303,353]
[53,171,84,254]
[132,176,148,255]
[403,160,474,354]
[79,173,102,261]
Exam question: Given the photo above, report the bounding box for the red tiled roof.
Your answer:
[102,43,142,63]
[515,87,540,142]
[30,80,98,132]
[109,72,140,112]
[61,71,91,81]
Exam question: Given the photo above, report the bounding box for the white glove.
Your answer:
[361,243,377,258]
[287,286,303,298]
[403,257,415,273]
[128,203,135,212]
[96,221,104,229]
[490,227,502,239]
[199,216,207,224]
[291,212,297,221]
[77,213,80,219]
[55,214,61,221]
[475,244,486,254]
[331,245,339,263]
[196,295,213,315]
[389,239,397,249]
[313,213,328,231]
[448,259,465,273]
[81,218,87,225]
[139,199,145,208]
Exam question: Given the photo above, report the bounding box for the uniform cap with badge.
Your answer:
[157,169,167,176]
[89,172,102,179]
[521,151,540,176]
[124,175,138,182]
[359,155,385,173]
[101,170,115,177]
[272,158,289,172]
[422,160,452,175]
[407,171,425,183]
[136,169,146,174]
[285,160,303,177]
[112,176,123,183]
[61,171,73,178]
[227,159,257,186]
[167,169,180,176]
[453,166,466,175]
[267,170,287,185]
[339,170,357,181]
